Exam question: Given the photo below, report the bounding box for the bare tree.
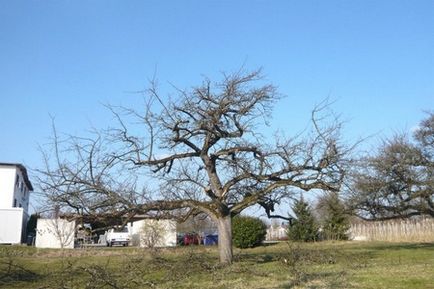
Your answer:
[38,69,347,264]
[348,113,434,220]
[138,220,166,249]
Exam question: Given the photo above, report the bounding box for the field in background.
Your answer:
[0,241,433,289]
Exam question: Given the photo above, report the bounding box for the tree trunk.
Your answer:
[217,215,233,264]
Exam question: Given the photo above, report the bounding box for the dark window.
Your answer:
[114,227,129,233]
[13,199,17,207]
[15,175,19,187]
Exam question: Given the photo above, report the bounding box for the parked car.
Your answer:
[26,232,35,246]
[177,233,185,246]
[204,234,218,246]
[183,233,200,245]
[105,227,130,247]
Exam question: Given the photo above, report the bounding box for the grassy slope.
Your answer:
[0,242,433,289]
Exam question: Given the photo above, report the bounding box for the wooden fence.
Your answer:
[349,217,434,242]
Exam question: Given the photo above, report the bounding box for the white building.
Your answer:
[266,223,288,241]
[131,219,177,247]
[0,163,33,244]
[35,218,76,249]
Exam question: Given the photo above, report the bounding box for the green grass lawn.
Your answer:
[0,241,433,289]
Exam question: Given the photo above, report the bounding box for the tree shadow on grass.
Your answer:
[365,242,434,252]
[279,270,348,289]
[234,252,280,264]
[0,260,40,288]
[233,243,376,266]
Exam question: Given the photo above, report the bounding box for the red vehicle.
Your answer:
[183,233,200,245]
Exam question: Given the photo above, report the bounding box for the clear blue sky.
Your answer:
[1,0,433,190]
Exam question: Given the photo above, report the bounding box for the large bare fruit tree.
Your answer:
[38,70,347,264]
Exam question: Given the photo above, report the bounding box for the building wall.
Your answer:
[0,208,24,244]
[0,166,16,208]
[12,167,31,213]
[131,219,177,247]
[0,164,33,245]
[35,218,76,249]
[0,165,31,213]
[266,225,288,241]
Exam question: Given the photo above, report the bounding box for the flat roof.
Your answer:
[0,163,34,191]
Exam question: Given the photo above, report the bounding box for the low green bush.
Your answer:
[232,216,267,248]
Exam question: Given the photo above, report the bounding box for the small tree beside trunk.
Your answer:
[287,197,318,242]
[316,191,350,240]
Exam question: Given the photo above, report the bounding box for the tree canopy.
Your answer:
[38,69,347,263]
[349,113,434,220]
